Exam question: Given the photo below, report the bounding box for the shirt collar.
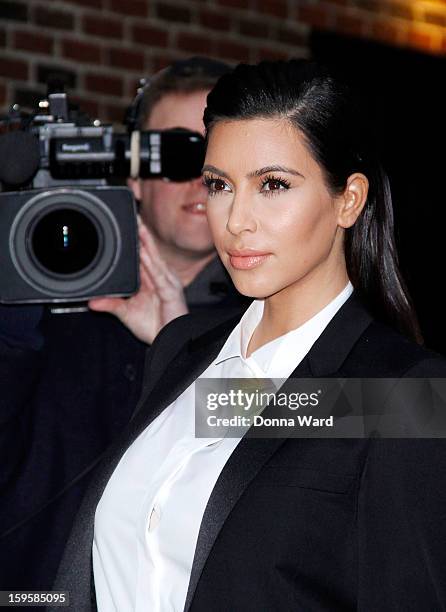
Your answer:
[213,281,354,370]
[214,298,264,365]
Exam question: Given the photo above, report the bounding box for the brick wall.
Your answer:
[0,0,445,123]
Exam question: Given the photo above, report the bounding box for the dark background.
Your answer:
[311,31,445,354]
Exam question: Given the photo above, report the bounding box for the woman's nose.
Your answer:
[226,194,257,235]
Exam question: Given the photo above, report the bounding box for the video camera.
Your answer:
[0,85,206,304]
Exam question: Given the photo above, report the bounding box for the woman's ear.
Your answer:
[337,173,369,228]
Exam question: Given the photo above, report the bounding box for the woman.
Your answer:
[52,60,446,611]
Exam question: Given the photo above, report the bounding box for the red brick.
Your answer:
[103,102,129,124]
[255,47,291,61]
[357,0,382,12]
[424,9,446,28]
[297,5,331,30]
[323,0,350,6]
[385,2,413,21]
[13,29,54,54]
[335,12,366,38]
[371,18,400,46]
[216,0,250,8]
[70,95,100,119]
[131,23,168,47]
[239,18,269,39]
[215,39,251,62]
[198,8,231,32]
[0,82,7,106]
[107,47,145,72]
[85,73,123,96]
[33,6,75,30]
[63,0,103,8]
[276,25,306,47]
[0,56,29,80]
[127,77,142,98]
[253,0,288,18]
[108,0,147,17]
[150,54,178,72]
[177,32,213,55]
[430,37,443,55]
[61,39,102,64]
[82,14,123,40]
[408,26,435,52]
[155,2,191,23]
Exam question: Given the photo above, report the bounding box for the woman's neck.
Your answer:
[246,267,350,358]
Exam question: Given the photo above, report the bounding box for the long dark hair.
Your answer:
[203,59,423,344]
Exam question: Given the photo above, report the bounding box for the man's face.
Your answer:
[130,90,214,259]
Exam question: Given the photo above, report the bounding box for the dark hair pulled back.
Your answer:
[203,59,422,344]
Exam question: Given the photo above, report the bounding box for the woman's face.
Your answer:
[202,118,349,299]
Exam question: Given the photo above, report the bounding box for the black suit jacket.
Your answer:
[51,292,446,611]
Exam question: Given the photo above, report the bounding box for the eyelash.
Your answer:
[261,174,291,196]
[202,174,291,198]
[202,174,231,198]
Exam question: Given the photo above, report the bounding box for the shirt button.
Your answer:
[148,504,161,532]
[124,363,136,381]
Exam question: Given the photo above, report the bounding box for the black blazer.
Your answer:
[51,291,446,611]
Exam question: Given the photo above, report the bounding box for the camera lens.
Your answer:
[31,208,100,275]
[11,188,125,298]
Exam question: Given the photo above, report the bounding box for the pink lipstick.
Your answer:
[228,249,271,270]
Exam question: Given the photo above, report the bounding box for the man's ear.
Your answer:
[337,173,369,229]
[127,177,142,201]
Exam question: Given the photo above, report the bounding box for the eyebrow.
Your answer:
[202,164,305,180]
[202,165,231,179]
[248,165,305,179]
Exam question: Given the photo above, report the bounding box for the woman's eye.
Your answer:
[203,176,230,196]
[261,177,290,195]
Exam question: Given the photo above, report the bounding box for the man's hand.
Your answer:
[88,219,188,344]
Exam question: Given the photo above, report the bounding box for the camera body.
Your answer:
[0,89,205,304]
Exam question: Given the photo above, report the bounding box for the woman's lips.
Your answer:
[228,251,271,270]
[181,202,207,215]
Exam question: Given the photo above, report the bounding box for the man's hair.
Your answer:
[136,56,232,129]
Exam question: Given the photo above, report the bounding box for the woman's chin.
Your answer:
[231,280,272,300]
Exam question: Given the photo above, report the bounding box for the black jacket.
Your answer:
[0,256,250,596]
[51,291,446,611]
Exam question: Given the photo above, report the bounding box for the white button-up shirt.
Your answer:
[93,281,354,612]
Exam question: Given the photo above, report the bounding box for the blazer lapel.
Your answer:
[183,291,373,611]
[125,314,244,445]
